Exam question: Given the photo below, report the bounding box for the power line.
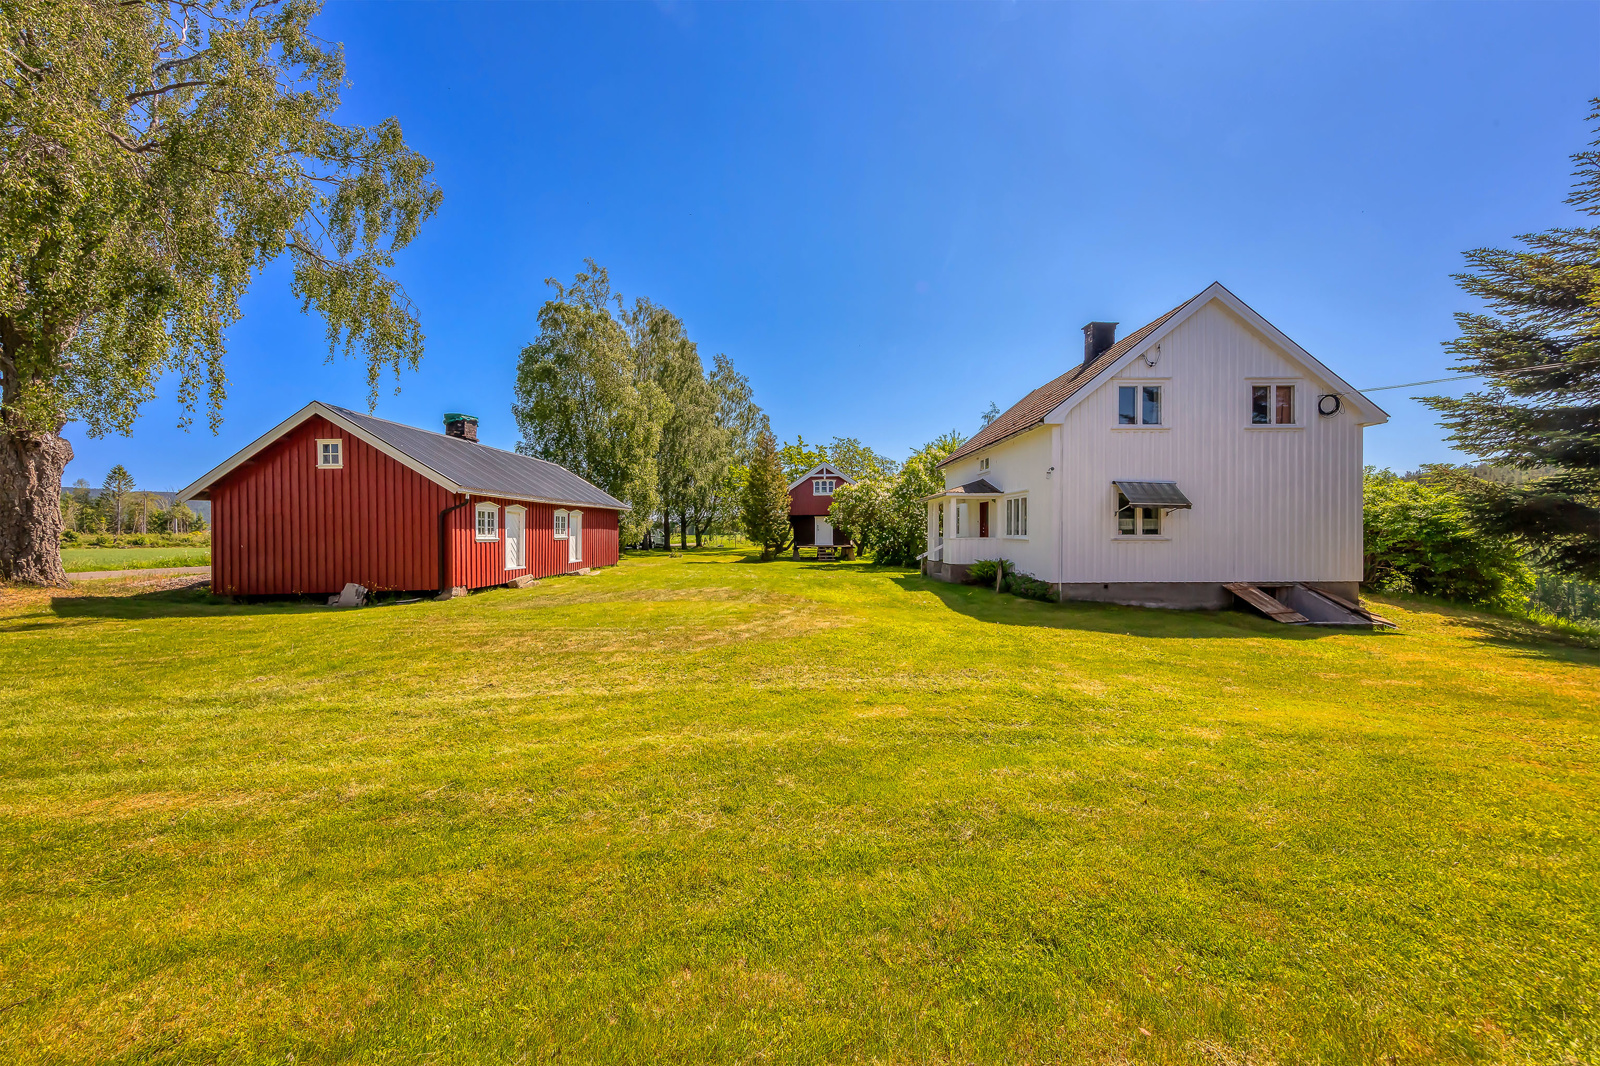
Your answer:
[1357,357,1598,394]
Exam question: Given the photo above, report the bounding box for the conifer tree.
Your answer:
[1424,101,1600,580]
[101,465,135,537]
[740,424,790,560]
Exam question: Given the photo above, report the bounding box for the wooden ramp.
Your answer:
[1223,582,1309,623]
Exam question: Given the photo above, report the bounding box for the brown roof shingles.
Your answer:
[939,292,1200,467]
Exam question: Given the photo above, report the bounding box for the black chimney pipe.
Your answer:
[1081,322,1118,367]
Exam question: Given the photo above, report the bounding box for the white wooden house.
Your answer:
[923,283,1388,609]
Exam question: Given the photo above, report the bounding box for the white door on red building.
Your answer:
[504,508,524,569]
[815,516,834,546]
[568,510,583,562]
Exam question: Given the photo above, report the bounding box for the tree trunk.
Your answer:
[0,424,73,586]
[679,510,688,550]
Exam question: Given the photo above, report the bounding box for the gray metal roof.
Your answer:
[326,405,629,510]
[1114,480,1192,509]
[950,478,1002,495]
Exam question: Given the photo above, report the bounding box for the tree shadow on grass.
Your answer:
[0,583,352,630]
[892,573,1392,642]
[1369,592,1600,663]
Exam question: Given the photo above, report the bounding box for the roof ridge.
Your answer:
[324,402,572,472]
[938,290,1203,467]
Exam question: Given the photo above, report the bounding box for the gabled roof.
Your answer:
[177,401,629,510]
[786,464,854,491]
[940,283,1388,466]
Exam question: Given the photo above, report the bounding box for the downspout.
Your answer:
[439,494,471,593]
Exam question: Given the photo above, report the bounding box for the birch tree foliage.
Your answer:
[625,298,722,542]
[0,0,443,436]
[512,263,666,543]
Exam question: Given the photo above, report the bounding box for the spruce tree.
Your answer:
[101,465,135,537]
[740,424,790,560]
[1424,100,1600,580]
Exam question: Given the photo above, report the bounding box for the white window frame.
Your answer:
[977,457,990,472]
[504,505,527,570]
[1003,494,1029,538]
[1114,490,1168,540]
[1113,382,1168,428]
[553,508,569,539]
[316,439,343,468]
[568,509,583,562]
[813,478,836,496]
[1245,379,1304,429]
[475,502,499,542]
[954,501,968,538]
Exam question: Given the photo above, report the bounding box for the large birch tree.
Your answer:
[0,0,441,585]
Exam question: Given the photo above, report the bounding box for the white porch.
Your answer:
[927,535,1004,566]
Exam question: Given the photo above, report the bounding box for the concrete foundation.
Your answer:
[921,557,1360,612]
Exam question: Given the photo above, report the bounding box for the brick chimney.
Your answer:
[443,413,479,442]
[1081,321,1118,367]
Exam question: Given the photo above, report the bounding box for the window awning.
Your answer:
[1114,480,1192,509]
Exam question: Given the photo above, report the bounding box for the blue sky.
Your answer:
[64,1,1600,490]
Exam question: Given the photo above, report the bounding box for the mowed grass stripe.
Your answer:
[0,551,1595,1064]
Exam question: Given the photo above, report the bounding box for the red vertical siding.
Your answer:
[210,416,450,595]
[207,415,626,595]
[448,498,621,588]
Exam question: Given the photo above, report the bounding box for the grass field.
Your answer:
[1,550,1596,1064]
[59,545,211,572]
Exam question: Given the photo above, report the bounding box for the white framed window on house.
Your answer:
[553,509,569,539]
[1004,495,1028,537]
[977,457,990,472]
[475,502,499,541]
[316,439,343,468]
[1250,383,1298,426]
[1116,491,1163,537]
[813,478,836,495]
[504,505,526,569]
[568,510,583,563]
[1117,385,1162,426]
[954,501,968,537]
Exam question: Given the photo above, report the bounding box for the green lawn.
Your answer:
[59,545,211,572]
[1,551,1595,1064]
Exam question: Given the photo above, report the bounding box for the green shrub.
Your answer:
[1363,469,1531,609]
[1005,571,1056,602]
[964,559,1002,586]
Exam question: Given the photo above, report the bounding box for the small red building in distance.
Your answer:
[177,402,629,596]
[787,463,853,547]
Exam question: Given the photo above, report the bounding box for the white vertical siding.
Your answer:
[1051,301,1364,584]
[937,423,1059,580]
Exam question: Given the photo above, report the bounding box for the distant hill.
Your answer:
[61,487,212,522]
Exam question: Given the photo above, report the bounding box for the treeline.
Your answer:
[59,465,206,538]
[512,262,763,548]
[1363,466,1598,626]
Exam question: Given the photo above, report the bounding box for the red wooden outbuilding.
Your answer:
[178,402,629,597]
[787,463,853,547]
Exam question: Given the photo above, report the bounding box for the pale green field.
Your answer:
[59,546,210,572]
[0,550,1595,1064]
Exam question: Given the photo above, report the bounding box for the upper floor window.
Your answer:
[1252,384,1296,425]
[977,458,990,472]
[475,502,499,541]
[1004,495,1028,537]
[813,478,836,495]
[316,439,342,468]
[1118,385,1162,426]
